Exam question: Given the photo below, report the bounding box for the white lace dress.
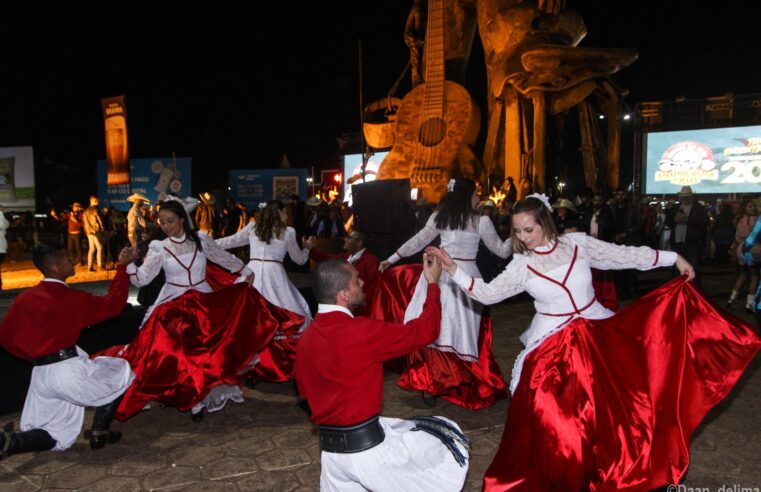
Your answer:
[124,232,253,413]
[451,232,677,392]
[386,213,512,361]
[217,224,312,333]
[127,232,251,325]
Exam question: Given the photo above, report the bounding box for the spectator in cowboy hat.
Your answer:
[552,198,578,234]
[305,197,323,235]
[67,202,85,266]
[195,192,217,237]
[126,194,150,246]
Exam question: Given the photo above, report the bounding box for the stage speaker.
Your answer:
[352,179,417,259]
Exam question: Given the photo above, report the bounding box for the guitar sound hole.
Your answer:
[417,117,447,147]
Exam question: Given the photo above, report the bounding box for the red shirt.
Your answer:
[67,211,83,234]
[353,251,379,286]
[0,266,130,360]
[294,283,441,426]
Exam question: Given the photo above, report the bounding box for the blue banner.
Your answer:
[97,157,192,211]
[228,168,308,209]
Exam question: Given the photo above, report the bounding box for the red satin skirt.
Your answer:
[205,262,302,383]
[109,283,303,421]
[484,278,761,491]
[364,264,507,410]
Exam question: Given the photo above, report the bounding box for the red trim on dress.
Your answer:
[532,240,558,255]
[528,245,592,315]
[163,245,199,286]
[468,277,475,292]
[250,258,283,264]
[653,250,659,267]
[453,257,477,262]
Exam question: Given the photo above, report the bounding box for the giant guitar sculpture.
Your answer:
[376,0,480,203]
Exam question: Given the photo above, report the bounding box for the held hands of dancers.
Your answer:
[675,255,695,281]
[117,244,139,265]
[424,246,457,275]
[235,269,255,286]
[378,260,392,273]
[421,251,442,284]
[303,236,316,250]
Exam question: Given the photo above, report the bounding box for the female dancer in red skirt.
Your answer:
[376,178,512,409]
[428,194,761,491]
[112,199,302,421]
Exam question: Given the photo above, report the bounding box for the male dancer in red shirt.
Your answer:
[295,255,469,491]
[0,242,136,458]
[309,229,380,285]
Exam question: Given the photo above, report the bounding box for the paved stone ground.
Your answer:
[1,264,759,491]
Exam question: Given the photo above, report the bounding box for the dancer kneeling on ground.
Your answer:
[108,198,302,422]
[0,242,137,458]
[427,193,761,491]
[294,256,469,492]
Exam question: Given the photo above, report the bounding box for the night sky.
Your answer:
[2,1,760,204]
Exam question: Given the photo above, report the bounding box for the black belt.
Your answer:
[33,347,78,366]
[319,415,385,453]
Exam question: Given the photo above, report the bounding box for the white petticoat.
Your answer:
[20,346,134,451]
[320,416,469,492]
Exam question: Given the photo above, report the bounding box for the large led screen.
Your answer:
[644,125,761,194]
[342,151,389,205]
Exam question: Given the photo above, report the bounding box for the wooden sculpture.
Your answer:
[381,1,637,200]
[376,0,480,203]
[475,0,637,197]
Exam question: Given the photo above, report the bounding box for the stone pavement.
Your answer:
[1,265,760,491]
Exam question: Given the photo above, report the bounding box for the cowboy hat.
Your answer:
[199,191,215,205]
[126,193,150,203]
[677,185,694,196]
[305,196,323,207]
[552,198,577,213]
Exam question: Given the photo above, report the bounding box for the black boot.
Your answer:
[0,429,56,459]
[89,396,123,450]
[421,391,438,408]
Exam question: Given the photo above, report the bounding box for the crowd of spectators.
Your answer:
[1,184,759,312]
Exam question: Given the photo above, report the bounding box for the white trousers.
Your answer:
[320,416,469,492]
[20,346,134,450]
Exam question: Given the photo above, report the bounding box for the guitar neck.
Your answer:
[423,0,445,117]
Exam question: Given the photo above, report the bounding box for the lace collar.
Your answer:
[168,233,187,244]
[532,239,558,255]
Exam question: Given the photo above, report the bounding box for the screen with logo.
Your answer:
[342,152,389,205]
[644,124,761,194]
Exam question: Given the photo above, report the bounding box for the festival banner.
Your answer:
[0,146,35,210]
[101,95,130,185]
[228,168,308,210]
[97,157,192,211]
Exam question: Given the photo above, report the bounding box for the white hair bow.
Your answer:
[526,193,552,212]
[258,202,267,209]
[447,179,456,192]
